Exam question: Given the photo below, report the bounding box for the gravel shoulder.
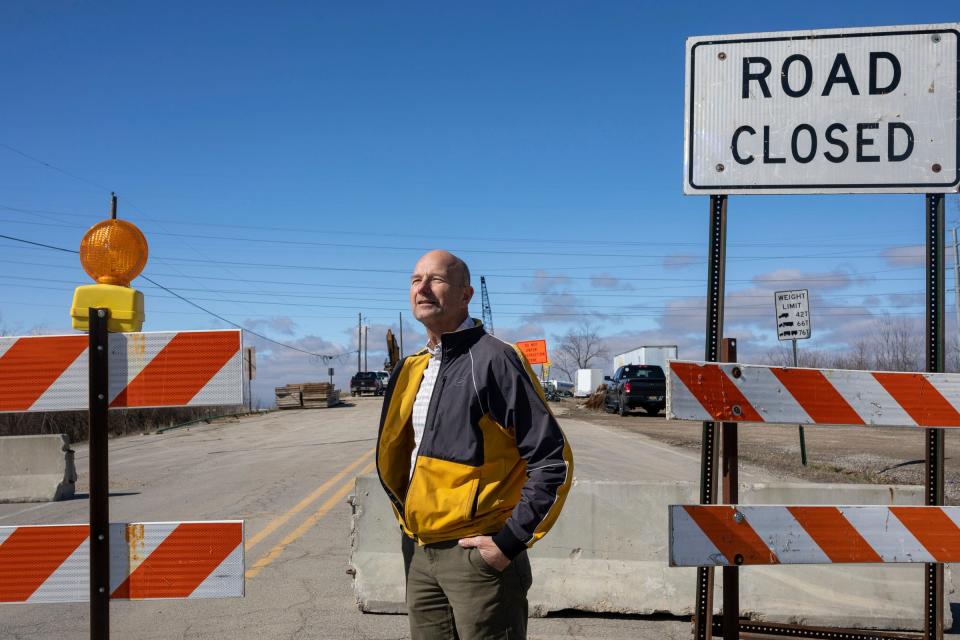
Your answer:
[559,398,960,504]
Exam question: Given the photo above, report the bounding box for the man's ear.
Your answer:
[463,285,475,305]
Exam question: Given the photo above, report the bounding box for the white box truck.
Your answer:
[613,345,678,371]
[575,369,604,397]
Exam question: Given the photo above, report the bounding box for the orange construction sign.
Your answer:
[515,339,548,365]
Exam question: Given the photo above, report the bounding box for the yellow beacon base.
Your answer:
[71,284,145,333]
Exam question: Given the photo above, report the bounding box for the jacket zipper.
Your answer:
[403,358,448,525]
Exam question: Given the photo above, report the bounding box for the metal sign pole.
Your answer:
[694,194,726,640]
[720,338,738,640]
[925,193,945,640]
[793,339,808,466]
[88,307,110,640]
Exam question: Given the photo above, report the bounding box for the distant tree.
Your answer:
[552,323,608,382]
[763,316,923,372]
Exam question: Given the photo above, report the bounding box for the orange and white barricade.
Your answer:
[0,330,243,413]
[0,521,243,603]
[668,361,960,428]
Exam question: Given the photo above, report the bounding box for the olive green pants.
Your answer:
[402,536,533,640]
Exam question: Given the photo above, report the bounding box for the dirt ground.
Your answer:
[559,397,960,504]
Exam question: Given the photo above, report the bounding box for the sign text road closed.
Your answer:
[684,23,959,194]
[775,289,810,341]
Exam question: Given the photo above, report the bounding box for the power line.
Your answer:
[0,233,352,361]
[0,240,931,284]
[0,261,931,302]
[0,202,922,249]
[0,144,115,193]
[0,215,920,262]
[0,275,932,312]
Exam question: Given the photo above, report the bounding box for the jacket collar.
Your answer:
[441,318,485,358]
[417,318,486,359]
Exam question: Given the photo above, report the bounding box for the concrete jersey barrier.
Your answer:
[0,434,77,503]
[348,475,952,631]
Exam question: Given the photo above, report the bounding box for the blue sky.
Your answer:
[1,2,958,402]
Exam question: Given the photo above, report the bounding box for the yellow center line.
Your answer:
[246,459,377,580]
[245,449,374,552]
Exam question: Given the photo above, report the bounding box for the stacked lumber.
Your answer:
[276,386,302,409]
[276,383,340,409]
[301,382,340,408]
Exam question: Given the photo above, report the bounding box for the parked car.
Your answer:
[350,371,384,397]
[603,365,666,416]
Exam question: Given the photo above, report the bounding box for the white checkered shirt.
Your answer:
[410,317,475,478]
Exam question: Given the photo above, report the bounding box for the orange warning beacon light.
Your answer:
[71,194,148,332]
[79,219,148,286]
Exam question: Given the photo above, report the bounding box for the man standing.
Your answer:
[375,250,574,640]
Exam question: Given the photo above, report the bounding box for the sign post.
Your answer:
[775,289,811,465]
[683,22,959,640]
[88,308,110,640]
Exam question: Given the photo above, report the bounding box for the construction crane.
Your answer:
[480,276,494,335]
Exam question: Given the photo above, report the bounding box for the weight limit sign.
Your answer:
[775,289,811,341]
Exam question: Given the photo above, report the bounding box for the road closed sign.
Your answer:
[684,24,959,194]
[775,289,811,341]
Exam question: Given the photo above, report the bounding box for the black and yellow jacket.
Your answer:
[376,320,573,560]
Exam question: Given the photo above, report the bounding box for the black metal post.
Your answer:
[720,338,738,640]
[925,193,945,640]
[695,194,727,640]
[794,339,808,466]
[88,307,110,640]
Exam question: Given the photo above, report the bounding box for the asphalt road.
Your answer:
[0,397,945,639]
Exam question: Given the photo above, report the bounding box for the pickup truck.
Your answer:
[603,364,666,416]
[350,371,384,397]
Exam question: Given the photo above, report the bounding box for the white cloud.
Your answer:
[663,254,699,270]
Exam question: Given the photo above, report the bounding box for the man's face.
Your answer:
[410,252,473,329]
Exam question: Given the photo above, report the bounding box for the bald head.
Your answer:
[410,250,474,341]
[415,250,470,287]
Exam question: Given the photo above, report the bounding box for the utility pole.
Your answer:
[364,323,369,372]
[399,312,404,358]
[357,313,362,373]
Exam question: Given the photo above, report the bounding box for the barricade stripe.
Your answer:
[681,505,777,565]
[0,525,88,602]
[110,331,239,408]
[838,506,934,563]
[112,522,242,599]
[787,506,881,563]
[872,373,960,427]
[738,506,830,565]
[668,505,725,567]
[732,367,813,425]
[670,362,764,423]
[28,538,89,603]
[0,336,87,411]
[769,368,864,425]
[889,507,960,562]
